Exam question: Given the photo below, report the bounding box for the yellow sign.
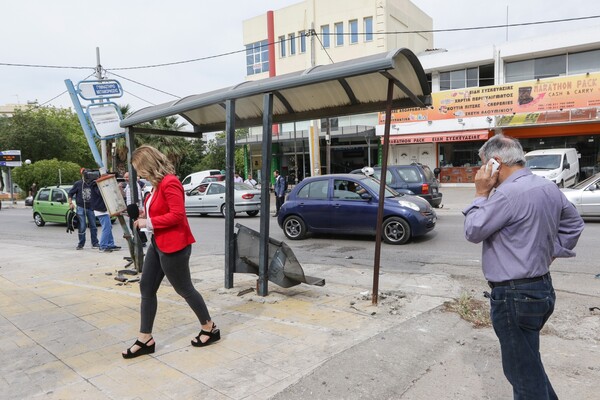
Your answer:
[381,72,600,125]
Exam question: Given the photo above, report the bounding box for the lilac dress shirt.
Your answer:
[463,168,584,282]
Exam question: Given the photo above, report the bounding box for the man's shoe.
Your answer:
[272,213,278,217]
[92,244,99,249]
[99,248,113,253]
[109,246,122,251]
[76,246,83,250]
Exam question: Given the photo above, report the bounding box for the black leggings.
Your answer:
[139,239,211,333]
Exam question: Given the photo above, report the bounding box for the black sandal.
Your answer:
[191,323,220,347]
[122,337,155,359]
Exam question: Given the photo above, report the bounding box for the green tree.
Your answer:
[198,129,247,174]
[0,108,96,167]
[12,159,81,191]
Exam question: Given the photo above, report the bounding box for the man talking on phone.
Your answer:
[463,134,584,399]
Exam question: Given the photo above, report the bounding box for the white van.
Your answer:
[181,169,221,192]
[525,148,580,188]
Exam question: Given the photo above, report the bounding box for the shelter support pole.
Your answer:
[125,127,143,273]
[258,93,274,296]
[225,100,236,289]
[372,79,394,305]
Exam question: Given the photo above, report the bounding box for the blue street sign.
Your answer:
[77,79,123,100]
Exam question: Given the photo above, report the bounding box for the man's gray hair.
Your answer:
[479,134,526,166]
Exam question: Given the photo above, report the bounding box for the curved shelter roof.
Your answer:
[121,48,431,133]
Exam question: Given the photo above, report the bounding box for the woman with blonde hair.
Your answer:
[122,145,220,359]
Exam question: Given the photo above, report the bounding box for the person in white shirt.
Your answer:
[244,174,257,187]
[234,172,243,183]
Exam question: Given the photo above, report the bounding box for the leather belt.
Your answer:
[488,272,549,289]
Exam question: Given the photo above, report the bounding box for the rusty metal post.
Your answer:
[372,79,394,305]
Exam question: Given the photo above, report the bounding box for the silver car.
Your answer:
[185,182,261,217]
[561,172,600,217]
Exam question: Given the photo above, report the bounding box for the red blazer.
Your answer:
[145,174,195,253]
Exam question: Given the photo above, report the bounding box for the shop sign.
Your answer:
[380,72,600,125]
[496,108,598,126]
[386,130,489,144]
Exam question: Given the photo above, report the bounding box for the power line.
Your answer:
[1,14,598,72]
[308,29,334,64]
[107,71,181,99]
[122,89,157,106]
[0,62,94,70]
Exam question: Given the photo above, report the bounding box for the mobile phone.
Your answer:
[487,159,500,175]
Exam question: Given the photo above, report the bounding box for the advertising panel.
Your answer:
[381,72,600,126]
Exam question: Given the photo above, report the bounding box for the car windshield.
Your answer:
[526,155,561,169]
[359,176,400,198]
[571,174,600,189]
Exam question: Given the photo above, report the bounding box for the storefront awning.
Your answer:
[388,130,489,144]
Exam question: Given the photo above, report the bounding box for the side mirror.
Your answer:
[360,192,372,200]
[563,163,570,170]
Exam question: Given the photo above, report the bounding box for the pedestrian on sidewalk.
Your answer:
[244,174,257,187]
[463,134,584,399]
[68,168,99,250]
[122,145,220,359]
[273,169,286,217]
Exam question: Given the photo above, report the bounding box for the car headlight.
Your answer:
[398,200,420,211]
[547,171,558,179]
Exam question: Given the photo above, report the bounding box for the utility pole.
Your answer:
[96,47,108,172]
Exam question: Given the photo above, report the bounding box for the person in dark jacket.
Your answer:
[273,169,286,217]
[68,168,99,250]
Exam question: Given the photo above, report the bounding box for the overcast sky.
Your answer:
[2,0,599,115]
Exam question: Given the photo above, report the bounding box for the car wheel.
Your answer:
[382,217,411,245]
[246,210,259,217]
[283,216,307,240]
[220,204,236,218]
[34,212,46,227]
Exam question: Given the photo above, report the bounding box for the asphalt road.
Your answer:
[5,205,599,288]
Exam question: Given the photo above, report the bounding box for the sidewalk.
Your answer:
[1,186,598,399]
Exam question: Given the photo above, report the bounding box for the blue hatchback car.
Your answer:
[277,174,436,244]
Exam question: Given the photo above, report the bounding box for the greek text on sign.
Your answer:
[78,79,123,100]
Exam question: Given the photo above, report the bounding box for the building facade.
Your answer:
[387,26,600,184]
[241,0,433,183]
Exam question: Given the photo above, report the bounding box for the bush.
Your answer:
[12,159,82,192]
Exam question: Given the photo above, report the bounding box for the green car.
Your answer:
[32,185,72,226]
[32,185,116,227]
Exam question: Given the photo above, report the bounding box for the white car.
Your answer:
[185,182,261,217]
[561,172,600,217]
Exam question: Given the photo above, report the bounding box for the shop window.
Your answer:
[364,17,373,42]
[505,55,566,83]
[568,49,600,75]
[349,20,358,44]
[335,22,344,46]
[439,64,493,90]
[299,31,307,53]
[279,35,286,58]
[321,25,330,48]
[245,40,269,76]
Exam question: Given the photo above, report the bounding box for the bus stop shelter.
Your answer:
[120,47,431,298]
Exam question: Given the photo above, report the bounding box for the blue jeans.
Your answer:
[76,206,99,248]
[489,273,557,400]
[97,214,115,250]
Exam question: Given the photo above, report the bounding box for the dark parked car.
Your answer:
[277,174,436,244]
[352,163,442,208]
